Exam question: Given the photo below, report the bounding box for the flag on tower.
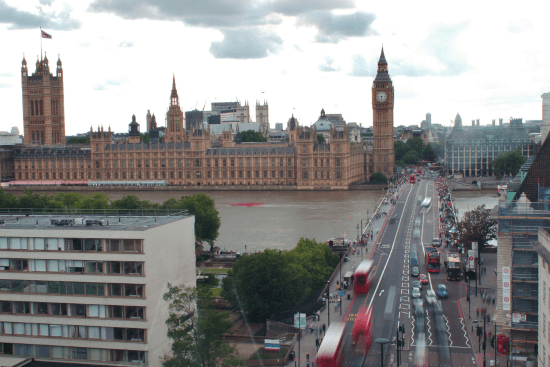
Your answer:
[41,30,52,39]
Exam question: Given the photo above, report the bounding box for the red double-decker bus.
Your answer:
[425,247,440,273]
[410,174,416,184]
[352,305,373,354]
[317,323,346,367]
[353,260,375,295]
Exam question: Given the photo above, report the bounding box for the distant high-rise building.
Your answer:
[211,102,238,113]
[185,110,203,131]
[542,92,550,144]
[426,113,432,127]
[275,123,283,131]
[207,114,221,125]
[372,46,395,177]
[21,54,65,145]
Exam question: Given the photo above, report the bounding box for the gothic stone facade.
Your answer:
[21,55,65,145]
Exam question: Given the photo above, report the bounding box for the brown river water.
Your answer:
[12,189,497,252]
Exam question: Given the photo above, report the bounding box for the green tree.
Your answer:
[237,130,267,142]
[491,149,527,179]
[317,134,326,144]
[222,249,308,321]
[66,136,89,145]
[405,137,423,156]
[54,192,84,210]
[403,151,419,165]
[80,193,111,210]
[370,172,388,183]
[422,144,437,162]
[162,284,245,367]
[111,195,146,210]
[161,194,221,247]
[394,140,407,161]
[456,204,497,254]
[140,132,150,144]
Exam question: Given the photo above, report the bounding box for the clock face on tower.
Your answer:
[376,91,387,102]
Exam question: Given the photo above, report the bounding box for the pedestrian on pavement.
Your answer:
[476,308,480,318]
[315,327,318,337]
[316,338,320,350]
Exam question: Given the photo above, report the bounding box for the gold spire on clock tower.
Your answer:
[372,46,395,179]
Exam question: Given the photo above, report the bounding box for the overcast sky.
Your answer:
[0,0,548,135]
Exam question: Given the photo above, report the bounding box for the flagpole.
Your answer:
[40,27,42,60]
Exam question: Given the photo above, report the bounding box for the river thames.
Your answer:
[19,188,498,252]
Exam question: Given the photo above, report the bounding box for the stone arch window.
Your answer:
[39,100,43,115]
[34,101,39,116]
[30,100,34,116]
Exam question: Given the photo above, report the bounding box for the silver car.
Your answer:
[412,280,422,290]
[426,290,436,305]
[412,287,422,299]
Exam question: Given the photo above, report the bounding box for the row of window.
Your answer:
[0,280,144,297]
[0,322,145,342]
[0,237,143,253]
[1,301,144,319]
[1,259,143,275]
[0,343,146,364]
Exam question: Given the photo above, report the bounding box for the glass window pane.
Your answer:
[35,238,45,250]
[0,238,7,249]
[48,260,59,272]
[39,323,49,336]
[49,282,60,294]
[88,327,100,339]
[86,283,97,295]
[14,323,25,334]
[51,325,62,337]
[73,282,85,295]
[11,238,21,250]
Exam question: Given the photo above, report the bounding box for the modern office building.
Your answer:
[0,211,195,365]
[532,227,550,367]
[445,115,533,177]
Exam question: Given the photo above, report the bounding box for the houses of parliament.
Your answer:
[0,49,395,189]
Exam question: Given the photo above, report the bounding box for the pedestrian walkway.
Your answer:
[457,251,519,367]
[285,185,404,366]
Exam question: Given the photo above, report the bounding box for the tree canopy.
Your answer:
[394,137,440,167]
[221,238,339,322]
[65,136,89,145]
[491,149,527,179]
[162,284,245,367]
[0,190,220,245]
[317,134,326,144]
[237,130,267,142]
[370,172,388,183]
[456,204,497,254]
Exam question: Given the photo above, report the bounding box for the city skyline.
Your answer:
[0,0,548,135]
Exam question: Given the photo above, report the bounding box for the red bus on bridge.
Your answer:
[352,305,373,354]
[317,323,346,367]
[353,260,375,295]
[425,247,440,273]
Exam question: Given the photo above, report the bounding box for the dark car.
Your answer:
[411,266,420,277]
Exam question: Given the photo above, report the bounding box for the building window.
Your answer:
[545,281,547,304]
[302,171,308,179]
[288,170,292,178]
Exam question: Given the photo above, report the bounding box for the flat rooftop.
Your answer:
[0,209,189,231]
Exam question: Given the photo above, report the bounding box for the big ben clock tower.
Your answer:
[372,47,395,178]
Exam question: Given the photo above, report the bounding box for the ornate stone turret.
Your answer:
[128,114,140,144]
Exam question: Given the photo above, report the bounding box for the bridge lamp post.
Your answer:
[375,338,389,367]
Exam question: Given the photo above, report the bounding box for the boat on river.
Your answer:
[229,202,263,207]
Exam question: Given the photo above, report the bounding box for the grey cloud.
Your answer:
[422,22,470,76]
[88,0,277,28]
[39,0,54,5]
[118,41,134,47]
[272,0,354,16]
[318,56,339,72]
[0,0,81,30]
[300,11,376,43]
[209,29,282,59]
[0,83,11,88]
[349,55,372,77]
[390,60,431,78]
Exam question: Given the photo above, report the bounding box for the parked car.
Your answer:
[412,287,422,299]
[419,274,429,285]
[411,266,420,277]
[412,280,422,290]
[437,284,448,299]
[426,290,436,305]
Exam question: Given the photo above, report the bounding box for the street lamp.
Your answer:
[375,338,390,367]
[467,275,471,319]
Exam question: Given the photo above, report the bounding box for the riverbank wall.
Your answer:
[2,184,388,192]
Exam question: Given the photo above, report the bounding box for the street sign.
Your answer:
[502,267,511,311]
[300,313,306,329]
[265,339,280,352]
[472,242,478,253]
[294,313,299,328]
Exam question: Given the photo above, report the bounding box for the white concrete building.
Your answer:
[534,227,550,367]
[0,212,195,366]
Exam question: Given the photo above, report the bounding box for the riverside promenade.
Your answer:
[284,182,406,366]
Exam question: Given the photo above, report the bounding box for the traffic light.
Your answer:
[306,353,310,367]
